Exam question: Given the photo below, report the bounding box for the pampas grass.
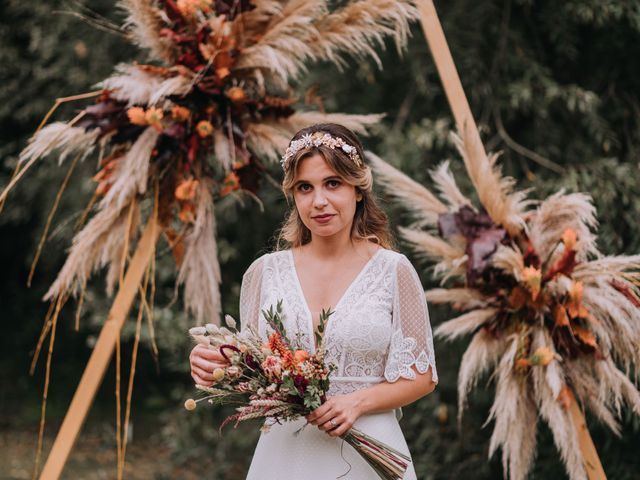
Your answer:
[373,126,640,479]
[118,0,176,62]
[177,183,221,323]
[369,152,447,226]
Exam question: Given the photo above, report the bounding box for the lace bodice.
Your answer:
[239,248,438,396]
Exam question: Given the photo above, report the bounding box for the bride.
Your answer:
[189,123,437,479]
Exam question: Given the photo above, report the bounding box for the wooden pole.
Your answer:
[39,214,159,480]
[567,390,608,480]
[416,1,606,479]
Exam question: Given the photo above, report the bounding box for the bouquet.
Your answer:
[186,300,411,480]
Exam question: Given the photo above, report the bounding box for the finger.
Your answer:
[192,357,229,372]
[314,409,337,428]
[194,345,227,362]
[191,372,214,387]
[309,405,332,425]
[192,365,214,381]
[329,422,351,438]
[192,357,216,372]
[310,400,334,421]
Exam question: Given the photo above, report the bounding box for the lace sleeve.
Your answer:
[239,255,265,333]
[384,254,438,384]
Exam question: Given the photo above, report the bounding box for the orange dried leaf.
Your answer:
[529,346,555,366]
[554,305,570,327]
[562,228,577,250]
[557,385,572,410]
[163,228,185,266]
[507,286,528,310]
[573,326,597,348]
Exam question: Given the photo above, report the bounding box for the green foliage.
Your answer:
[1,0,639,478]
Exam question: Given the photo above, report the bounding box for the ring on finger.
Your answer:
[330,419,337,428]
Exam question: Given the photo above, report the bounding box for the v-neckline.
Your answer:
[288,247,383,351]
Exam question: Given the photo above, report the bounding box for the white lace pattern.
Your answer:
[239,248,438,397]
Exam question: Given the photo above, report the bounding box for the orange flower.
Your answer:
[515,358,530,372]
[127,106,147,125]
[293,350,310,364]
[562,228,577,251]
[177,0,212,16]
[529,346,556,366]
[220,171,240,197]
[145,107,164,130]
[196,120,214,138]
[171,105,191,122]
[178,203,195,223]
[521,266,542,301]
[216,67,231,80]
[175,179,199,201]
[226,86,246,103]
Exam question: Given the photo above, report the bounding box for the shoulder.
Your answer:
[374,247,411,269]
[242,249,290,278]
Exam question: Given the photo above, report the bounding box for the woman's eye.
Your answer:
[327,180,341,188]
[297,183,312,192]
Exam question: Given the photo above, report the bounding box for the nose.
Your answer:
[312,190,328,209]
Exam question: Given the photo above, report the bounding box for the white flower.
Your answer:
[225,314,237,329]
[189,326,206,336]
[205,323,218,335]
[341,144,353,154]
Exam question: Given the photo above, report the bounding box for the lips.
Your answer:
[312,214,335,224]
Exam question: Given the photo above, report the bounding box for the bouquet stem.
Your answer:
[342,427,411,480]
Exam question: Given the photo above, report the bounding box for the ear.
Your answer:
[356,192,363,202]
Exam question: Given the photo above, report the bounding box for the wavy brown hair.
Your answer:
[277,123,394,249]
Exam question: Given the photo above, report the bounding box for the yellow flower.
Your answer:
[127,107,147,125]
[196,120,214,138]
[521,266,542,300]
[213,367,225,382]
[529,346,556,366]
[184,398,197,411]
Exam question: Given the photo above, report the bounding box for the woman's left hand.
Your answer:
[305,394,363,437]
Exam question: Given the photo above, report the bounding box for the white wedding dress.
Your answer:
[239,248,438,479]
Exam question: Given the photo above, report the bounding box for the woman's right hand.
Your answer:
[189,344,230,386]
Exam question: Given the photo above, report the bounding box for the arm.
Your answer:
[307,254,438,437]
[189,255,264,386]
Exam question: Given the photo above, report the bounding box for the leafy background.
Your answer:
[1,1,639,478]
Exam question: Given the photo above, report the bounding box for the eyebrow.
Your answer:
[294,175,342,185]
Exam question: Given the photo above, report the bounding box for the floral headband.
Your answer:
[280,131,363,170]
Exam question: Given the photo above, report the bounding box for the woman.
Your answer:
[189,123,437,479]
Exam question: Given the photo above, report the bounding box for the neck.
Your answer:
[304,227,356,260]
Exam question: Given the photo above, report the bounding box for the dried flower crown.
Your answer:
[281,131,363,170]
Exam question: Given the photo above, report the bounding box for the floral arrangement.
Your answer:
[370,128,640,480]
[186,301,412,480]
[2,0,418,323]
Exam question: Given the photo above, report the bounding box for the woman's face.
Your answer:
[292,153,362,240]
